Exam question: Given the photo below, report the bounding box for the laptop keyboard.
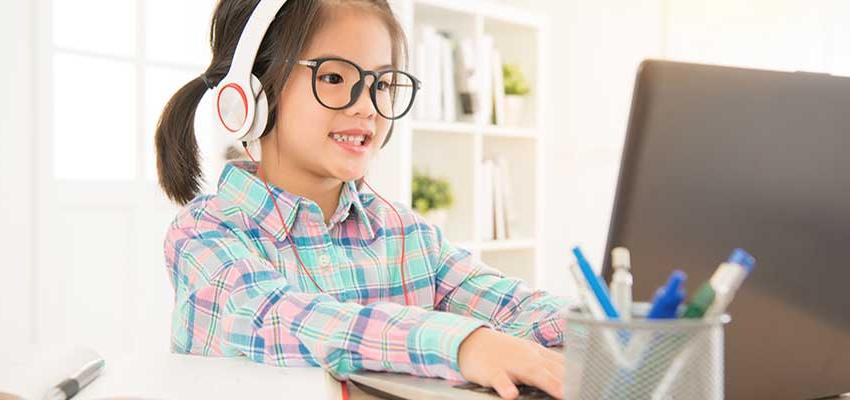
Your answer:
[453,382,554,399]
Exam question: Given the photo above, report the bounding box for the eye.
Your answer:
[376,80,392,91]
[319,74,344,84]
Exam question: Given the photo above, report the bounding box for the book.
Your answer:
[495,156,514,239]
[480,159,495,240]
[475,35,494,125]
[455,38,478,119]
[416,25,442,121]
[413,38,428,121]
[439,32,457,122]
[492,158,507,240]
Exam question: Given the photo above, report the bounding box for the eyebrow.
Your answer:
[313,53,393,71]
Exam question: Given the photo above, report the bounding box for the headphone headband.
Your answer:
[228,0,287,81]
[213,0,287,142]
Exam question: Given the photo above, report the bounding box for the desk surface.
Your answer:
[78,351,341,399]
[1,345,378,399]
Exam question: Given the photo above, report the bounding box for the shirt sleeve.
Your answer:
[428,224,570,347]
[164,211,486,381]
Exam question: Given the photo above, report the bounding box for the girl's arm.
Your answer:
[163,208,486,381]
[429,225,569,346]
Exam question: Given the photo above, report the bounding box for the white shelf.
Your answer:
[457,239,535,252]
[410,120,478,135]
[482,124,538,139]
[479,238,536,251]
[411,120,538,139]
[389,0,547,287]
[455,239,537,252]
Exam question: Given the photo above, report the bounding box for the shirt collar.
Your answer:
[217,161,375,241]
[331,180,376,240]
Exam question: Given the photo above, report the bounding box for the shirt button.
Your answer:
[318,254,331,266]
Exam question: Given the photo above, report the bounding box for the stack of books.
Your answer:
[413,25,507,125]
[480,156,515,241]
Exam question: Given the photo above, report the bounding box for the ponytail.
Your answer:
[154,76,209,205]
[155,0,407,205]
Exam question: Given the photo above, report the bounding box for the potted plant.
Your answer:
[411,169,453,231]
[503,63,531,127]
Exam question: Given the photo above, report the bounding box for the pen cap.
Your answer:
[647,270,687,319]
[612,247,631,270]
[727,248,756,273]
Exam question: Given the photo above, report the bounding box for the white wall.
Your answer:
[0,1,35,345]
[537,0,850,298]
[539,0,665,297]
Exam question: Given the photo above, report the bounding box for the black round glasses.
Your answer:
[295,57,421,120]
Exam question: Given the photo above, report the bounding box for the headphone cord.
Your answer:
[240,142,413,399]
[239,141,412,305]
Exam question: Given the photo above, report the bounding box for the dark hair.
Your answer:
[155,0,408,204]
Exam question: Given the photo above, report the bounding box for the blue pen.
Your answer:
[572,246,620,319]
[647,270,687,319]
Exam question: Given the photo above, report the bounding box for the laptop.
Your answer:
[349,371,553,399]
[602,60,850,399]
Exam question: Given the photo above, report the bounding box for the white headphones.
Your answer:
[211,0,288,142]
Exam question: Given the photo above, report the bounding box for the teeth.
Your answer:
[331,133,366,145]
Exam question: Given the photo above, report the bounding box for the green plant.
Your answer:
[503,63,530,96]
[411,170,453,214]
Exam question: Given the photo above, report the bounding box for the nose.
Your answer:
[346,74,378,119]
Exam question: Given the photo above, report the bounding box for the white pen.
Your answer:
[610,247,633,321]
[43,358,105,400]
[569,261,627,365]
[569,261,606,319]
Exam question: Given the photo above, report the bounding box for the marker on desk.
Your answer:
[647,270,687,319]
[572,246,619,319]
[683,248,756,318]
[43,358,105,400]
[610,247,633,321]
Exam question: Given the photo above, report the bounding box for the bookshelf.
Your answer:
[382,0,548,286]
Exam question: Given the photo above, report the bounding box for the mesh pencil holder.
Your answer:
[562,303,730,400]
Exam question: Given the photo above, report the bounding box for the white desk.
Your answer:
[78,351,342,399]
[1,346,378,399]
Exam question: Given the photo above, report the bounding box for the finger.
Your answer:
[513,364,564,400]
[489,371,519,400]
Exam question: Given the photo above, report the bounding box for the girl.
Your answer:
[155,1,568,399]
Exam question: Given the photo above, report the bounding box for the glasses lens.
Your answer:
[374,71,415,119]
[314,59,361,108]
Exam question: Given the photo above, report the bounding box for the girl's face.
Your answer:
[268,7,394,183]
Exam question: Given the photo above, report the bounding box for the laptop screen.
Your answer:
[603,60,850,399]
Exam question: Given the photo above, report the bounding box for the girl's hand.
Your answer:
[457,327,565,399]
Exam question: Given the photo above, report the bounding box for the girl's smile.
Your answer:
[329,128,374,156]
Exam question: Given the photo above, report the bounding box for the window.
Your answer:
[49,0,216,182]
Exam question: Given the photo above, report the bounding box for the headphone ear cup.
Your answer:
[244,74,269,142]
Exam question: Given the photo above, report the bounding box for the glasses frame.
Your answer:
[296,57,421,120]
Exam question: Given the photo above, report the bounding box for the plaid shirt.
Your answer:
[164,161,568,381]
